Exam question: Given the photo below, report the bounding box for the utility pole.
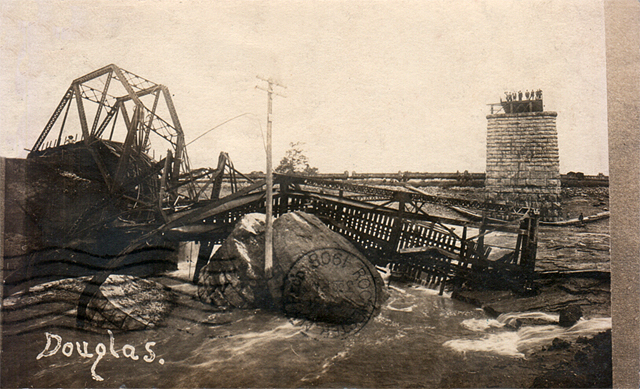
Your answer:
[256,76,286,278]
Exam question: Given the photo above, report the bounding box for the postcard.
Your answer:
[1,1,637,388]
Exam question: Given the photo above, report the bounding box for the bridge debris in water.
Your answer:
[10,65,546,323]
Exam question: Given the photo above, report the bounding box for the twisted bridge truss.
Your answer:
[28,64,192,197]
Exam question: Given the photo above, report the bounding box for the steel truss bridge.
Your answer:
[23,66,540,315]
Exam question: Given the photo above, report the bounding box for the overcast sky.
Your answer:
[0,0,608,174]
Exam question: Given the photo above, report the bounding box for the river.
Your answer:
[1,270,610,388]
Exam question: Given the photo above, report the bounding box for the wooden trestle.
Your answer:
[168,175,539,293]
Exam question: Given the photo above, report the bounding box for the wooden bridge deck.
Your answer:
[168,182,539,293]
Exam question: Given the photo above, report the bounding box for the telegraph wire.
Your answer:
[186,112,256,147]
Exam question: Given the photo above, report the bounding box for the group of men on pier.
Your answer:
[504,89,542,102]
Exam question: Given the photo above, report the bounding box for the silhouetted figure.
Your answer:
[536,89,542,99]
[518,90,523,100]
[525,90,530,99]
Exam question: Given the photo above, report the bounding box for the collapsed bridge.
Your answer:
[164,174,539,293]
[7,65,540,302]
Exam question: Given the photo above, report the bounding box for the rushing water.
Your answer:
[445,312,611,358]
[2,273,610,388]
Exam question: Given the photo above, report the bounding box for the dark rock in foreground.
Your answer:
[558,304,583,327]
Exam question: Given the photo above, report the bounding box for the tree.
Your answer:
[275,142,318,175]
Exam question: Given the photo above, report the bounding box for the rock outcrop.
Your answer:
[271,211,387,323]
[3,275,174,332]
[558,304,583,327]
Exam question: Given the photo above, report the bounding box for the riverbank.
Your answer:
[1,276,610,388]
[1,257,611,388]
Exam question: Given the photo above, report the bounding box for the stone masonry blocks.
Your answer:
[485,111,561,220]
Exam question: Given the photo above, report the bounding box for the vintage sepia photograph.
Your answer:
[1,1,635,387]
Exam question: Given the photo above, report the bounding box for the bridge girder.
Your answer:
[28,64,190,196]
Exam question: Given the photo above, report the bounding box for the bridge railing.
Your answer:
[175,185,537,291]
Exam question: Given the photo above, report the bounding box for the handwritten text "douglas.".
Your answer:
[36,331,164,381]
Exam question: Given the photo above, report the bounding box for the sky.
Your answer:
[0,0,608,174]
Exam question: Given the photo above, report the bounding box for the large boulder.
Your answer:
[197,214,270,308]
[197,211,388,324]
[271,211,388,324]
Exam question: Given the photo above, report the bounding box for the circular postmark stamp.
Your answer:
[283,248,379,338]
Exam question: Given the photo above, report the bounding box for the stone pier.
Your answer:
[485,111,561,221]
